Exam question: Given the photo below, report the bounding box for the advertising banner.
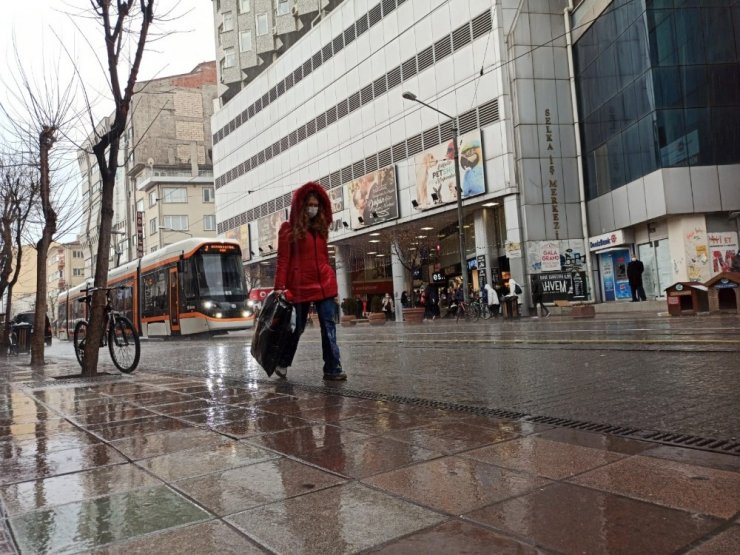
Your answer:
[136,211,144,258]
[224,224,250,262]
[347,165,399,230]
[539,241,561,272]
[413,130,485,210]
[329,186,344,213]
[708,231,738,275]
[257,210,287,254]
[535,271,588,302]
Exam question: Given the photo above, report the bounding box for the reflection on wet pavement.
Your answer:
[0,315,738,553]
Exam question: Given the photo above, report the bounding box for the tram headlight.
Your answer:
[215,312,223,318]
[247,300,254,307]
[203,301,214,309]
[241,310,251,318]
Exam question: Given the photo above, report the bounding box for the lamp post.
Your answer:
[402,91,469,302]
[111,230,126,267]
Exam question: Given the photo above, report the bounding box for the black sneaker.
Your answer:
[275,366,288,379]
[323,372,347,381]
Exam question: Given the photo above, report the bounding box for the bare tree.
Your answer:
[0,160,39,350]
[81,0,155,376]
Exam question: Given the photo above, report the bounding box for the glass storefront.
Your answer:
[575,1,740,201]
[638,239,672,299]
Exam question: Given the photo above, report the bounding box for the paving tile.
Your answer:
[299,436,442,478]
[295,400,395,424]
[533,428,654,455]
[115,391,196,406]
[226,482,445,554]
[70,406,157,426]
[142,399,217,416]
[571,455,740,519]
[0,463,163,516]
[90,383,161,396]
[87,416,193,440]
[246,424,371,457]
[135,442,279,481]
[0,443,126,485]
[92,521,265,554]
[174,458,346,516]
[686,525,740,554]
[465,482,720,555]
[254,395,349,415]
[109,428,230,460]
[212,413,321,439]
[368,519,542,554]
[9,485,210,554]
[0,430,102,459]
[461,436,626,479]
[363,456,549,514]
[641,444,740,473]
[385,421,524,454]
[340,410,447,435]
[0,418,78,440]
[174,406,262,426]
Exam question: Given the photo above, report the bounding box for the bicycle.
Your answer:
[455,299,480,322]
[73,286,140,373]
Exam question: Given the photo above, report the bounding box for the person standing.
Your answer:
[274,182,345,381]
[484,282,499,318]
[381,293,394,321]
[627,255,647,302]
[531,277,549,317]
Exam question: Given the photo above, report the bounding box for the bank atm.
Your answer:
[599,249,632,301]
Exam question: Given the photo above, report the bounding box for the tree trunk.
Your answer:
[31,127,57,366]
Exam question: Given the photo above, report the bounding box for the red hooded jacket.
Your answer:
[274,182,338,303]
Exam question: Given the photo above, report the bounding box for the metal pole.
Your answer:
[451,126,469,302]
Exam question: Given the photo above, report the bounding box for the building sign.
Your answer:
[136,211,144,258]
[413,130,485,210]
[347,165,399,230]
[708,231,738,275]
[257,210,287,254]
[224,224,250,261]
[535,271,588,302]
[545,109,559,238]
[589,229,632,251]
[476,255,486,270]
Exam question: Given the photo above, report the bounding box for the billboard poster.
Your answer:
[535,271,588,302]
[257,210,287,254]
[539,240,561,272]
[347,165,399,230]
[329,186,344,213]
[708,231,738,275]
[224,224,250,261]
[414,130,485,210]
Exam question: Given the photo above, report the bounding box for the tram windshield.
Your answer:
[187,251,246,302]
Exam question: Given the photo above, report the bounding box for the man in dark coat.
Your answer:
[627,255,646,302]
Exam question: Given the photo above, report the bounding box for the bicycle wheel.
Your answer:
[465,303,479,322]
[108,316,140,373]
[73,320,88,368]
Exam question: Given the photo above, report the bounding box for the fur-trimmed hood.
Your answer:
[289,182,333,225]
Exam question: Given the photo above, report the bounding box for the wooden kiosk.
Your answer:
[705,272,740,313]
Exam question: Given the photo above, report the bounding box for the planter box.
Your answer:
[402,307,425,324]
[571,305,595,318]
[340,315,357,327]
[367,313,386,326]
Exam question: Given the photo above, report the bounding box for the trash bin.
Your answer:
[664,282,709,316]
[502,296,520,319]
[12,322,32,354]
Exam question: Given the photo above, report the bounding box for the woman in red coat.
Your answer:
[273,182,345,381]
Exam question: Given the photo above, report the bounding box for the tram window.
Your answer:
[111,283,133,319]
[193,252,245,300]
[142,270,168,315]
[182,258,198,300]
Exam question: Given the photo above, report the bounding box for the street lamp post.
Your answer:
[402,91,469,302]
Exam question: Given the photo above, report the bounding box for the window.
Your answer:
[276,0,289,16]
[239,30,252,52]
[149,191,157,207]
[163,215,189,231]
[239,0,250,13]
[256,13,269,36]
[136,199,144,212]
[73,250,83,259]
[203,215,216,231]
[203,187,214,202]
[73,268,84,277]
[150,217,157,235]
[161,187,187,203]
[222,11,233,32]
[223,47,236,69]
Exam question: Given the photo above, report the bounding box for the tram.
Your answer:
[58,238,253,339]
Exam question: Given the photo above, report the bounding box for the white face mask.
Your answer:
[307,206,319,218]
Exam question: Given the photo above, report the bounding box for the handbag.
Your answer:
[250,291,294,377]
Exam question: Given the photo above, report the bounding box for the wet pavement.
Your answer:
[0,312,737,553]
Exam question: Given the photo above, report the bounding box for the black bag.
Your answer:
[514,283,522,295]
[250,291,294,377]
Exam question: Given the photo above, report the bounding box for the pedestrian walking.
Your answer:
[627,255,647,302]
[400,291,409,308]
[531,277,550,317]
[484,282,499,317]
[381,293,394,320]
[273,182,345,381]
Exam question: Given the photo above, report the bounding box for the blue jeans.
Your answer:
[279,298,342,374]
